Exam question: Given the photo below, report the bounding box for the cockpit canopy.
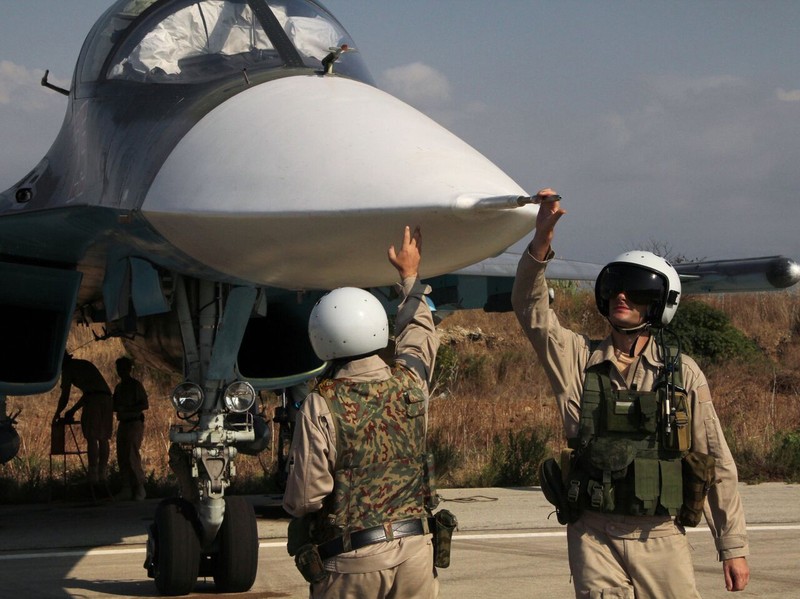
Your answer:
[78,0,372,86]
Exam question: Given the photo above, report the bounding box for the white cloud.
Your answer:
[776,88,800,102]
[379,62,452,107]
[644,74,745,104]
[0,60,68,111]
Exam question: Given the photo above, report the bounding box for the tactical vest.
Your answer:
[567,344,691,517]
[314,365,436,541]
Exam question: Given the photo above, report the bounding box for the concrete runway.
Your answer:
[0,483,798,598]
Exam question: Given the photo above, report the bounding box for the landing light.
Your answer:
[171,382,204,416]
[224,381,256,413]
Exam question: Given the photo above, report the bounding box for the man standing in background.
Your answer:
[113,356,149,501]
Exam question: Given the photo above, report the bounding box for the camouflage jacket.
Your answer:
[314,365,434,540]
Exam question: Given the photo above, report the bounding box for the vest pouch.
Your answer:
[582,438,636,512]
[585,438,637,480]
[404,387,427,418]
[676,451,716,527]
[633,458,660,514]
[659,459,683,513]
[637,393,659,434]
[662,390,691,452]
[605,391,641,433]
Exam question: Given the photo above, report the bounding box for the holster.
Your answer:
[431,509,457,568]
[294,543,328,584]
[676,451,716,527]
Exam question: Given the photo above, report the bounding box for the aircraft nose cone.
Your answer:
[768,257,800,289]
[142,76,535,289]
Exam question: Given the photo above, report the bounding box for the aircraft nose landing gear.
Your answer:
[143,280,261,595]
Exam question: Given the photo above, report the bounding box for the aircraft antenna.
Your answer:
[41,70,69,96]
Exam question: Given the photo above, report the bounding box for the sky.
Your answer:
[1,0,798,265]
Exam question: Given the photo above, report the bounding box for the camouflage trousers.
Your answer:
[567,510,701,599]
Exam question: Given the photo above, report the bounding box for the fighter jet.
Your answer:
[0,0,540,594]
[1,0,798,596]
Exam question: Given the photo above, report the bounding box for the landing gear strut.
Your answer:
[144,279,260,595]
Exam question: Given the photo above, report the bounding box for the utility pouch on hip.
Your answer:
[538,457,577,525]
[431,509,457,568]
[294,543,328,584]
[287,515,313,557]
[676,451,716,527]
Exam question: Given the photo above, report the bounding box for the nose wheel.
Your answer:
[146,496,259,595]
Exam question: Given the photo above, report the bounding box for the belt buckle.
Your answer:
[341,531,352,554]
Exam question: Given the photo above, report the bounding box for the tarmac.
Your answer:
[0,483,798,598]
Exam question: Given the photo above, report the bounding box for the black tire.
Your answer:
[212,495,259,592]
[153,499,201,596]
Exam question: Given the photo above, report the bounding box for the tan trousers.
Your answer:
[81,393,113,483]
[116,419,145,488]
[310,538,438,599]
[567,511,702,599]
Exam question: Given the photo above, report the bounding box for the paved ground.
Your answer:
[0,483,798,598]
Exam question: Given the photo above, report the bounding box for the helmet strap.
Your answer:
[609,319,651,356]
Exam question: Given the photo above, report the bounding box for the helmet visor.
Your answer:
[598,264,666,306]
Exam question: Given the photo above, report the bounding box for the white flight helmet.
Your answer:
[308,287,389,361]
[595,251,682,328]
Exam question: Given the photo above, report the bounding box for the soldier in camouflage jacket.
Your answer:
[283,226,441,598]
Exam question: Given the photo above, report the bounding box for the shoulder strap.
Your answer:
[577,349,611,448]
[661,344,683,389]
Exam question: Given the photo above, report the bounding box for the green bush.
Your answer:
[432,344,459,394]
[669,301,760,365]
[427,431,462,487]
[768,430,800,483]
[479,426,551,487]
[724,428,768,483]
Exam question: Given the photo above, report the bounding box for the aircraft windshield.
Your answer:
[81,0,371,85]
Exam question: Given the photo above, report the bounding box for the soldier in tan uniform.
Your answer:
[283,226,446,599]
[512,190,750,598]
[54,353,114,486]
[112,357,149,501]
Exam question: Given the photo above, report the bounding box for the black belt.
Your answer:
[317,517,431,560]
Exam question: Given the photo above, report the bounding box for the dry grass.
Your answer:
[3,291,800,501]
[426,290,800,485]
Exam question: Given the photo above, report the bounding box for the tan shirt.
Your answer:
[282,276,439,573]
[511,248,748,561]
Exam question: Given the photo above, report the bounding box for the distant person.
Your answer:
[54,353,114,488]
[283,226,455,598]
[112,357,149,501]
[512,189,750,597]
